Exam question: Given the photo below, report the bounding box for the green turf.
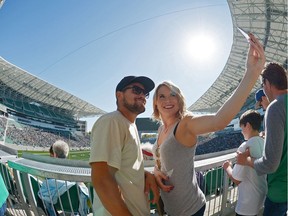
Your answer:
[17,150,90,161]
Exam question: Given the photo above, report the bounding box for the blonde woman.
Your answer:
[152,33,265,216]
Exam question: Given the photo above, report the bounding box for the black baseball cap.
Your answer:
[116,76,155,93]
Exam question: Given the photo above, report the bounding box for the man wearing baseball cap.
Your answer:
[255,89,269,110]
[90,76,159,216]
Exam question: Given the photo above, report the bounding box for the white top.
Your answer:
[232,136,267,215]
[89,111,149,216]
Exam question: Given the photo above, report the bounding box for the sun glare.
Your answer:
[186,34,216,62]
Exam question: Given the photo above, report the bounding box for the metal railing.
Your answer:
[1,147,238,216]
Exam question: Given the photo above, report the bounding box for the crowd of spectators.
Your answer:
[196,131,244,155]
[1,116,244,155]
[0,116,90,149]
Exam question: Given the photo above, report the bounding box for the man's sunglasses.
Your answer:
[123,86,149,98]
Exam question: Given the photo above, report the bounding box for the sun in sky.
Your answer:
[186,33,216,62]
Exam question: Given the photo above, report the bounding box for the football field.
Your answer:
[17,150,90,161]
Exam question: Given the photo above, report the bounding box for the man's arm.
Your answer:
[91,162,132,216]
[253,102,285,175]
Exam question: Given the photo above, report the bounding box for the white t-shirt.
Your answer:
[232,136,267,215]
[89,111,149,216]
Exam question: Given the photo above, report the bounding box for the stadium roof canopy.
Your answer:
[188,0,287,113]
[0,57,106,118]
[0,0,286,119]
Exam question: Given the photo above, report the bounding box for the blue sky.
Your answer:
[0,0,233,131]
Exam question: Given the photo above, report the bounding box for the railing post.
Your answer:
[21,173,40,216]
[220,171,229,215]
[13,169,34,216]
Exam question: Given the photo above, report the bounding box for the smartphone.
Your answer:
[237,27,250,42]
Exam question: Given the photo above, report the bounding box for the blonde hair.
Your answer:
[152,81,189,122]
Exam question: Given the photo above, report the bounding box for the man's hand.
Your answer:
[236,148,254,168]
[144,171,159,204]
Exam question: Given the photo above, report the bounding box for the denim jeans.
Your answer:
[191,204,206,216]
[263,196,287,216]
[0,202,7,216]
[43,200,58,216]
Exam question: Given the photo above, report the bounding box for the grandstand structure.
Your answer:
[0,57,105,135]
[189,0,287,114]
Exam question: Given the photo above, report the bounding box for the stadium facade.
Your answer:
[0,57,106,135]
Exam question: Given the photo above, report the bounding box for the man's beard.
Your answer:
[123,97,145,115]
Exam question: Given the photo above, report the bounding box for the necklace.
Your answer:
[163,126,170,134]
[162,122,176,134]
